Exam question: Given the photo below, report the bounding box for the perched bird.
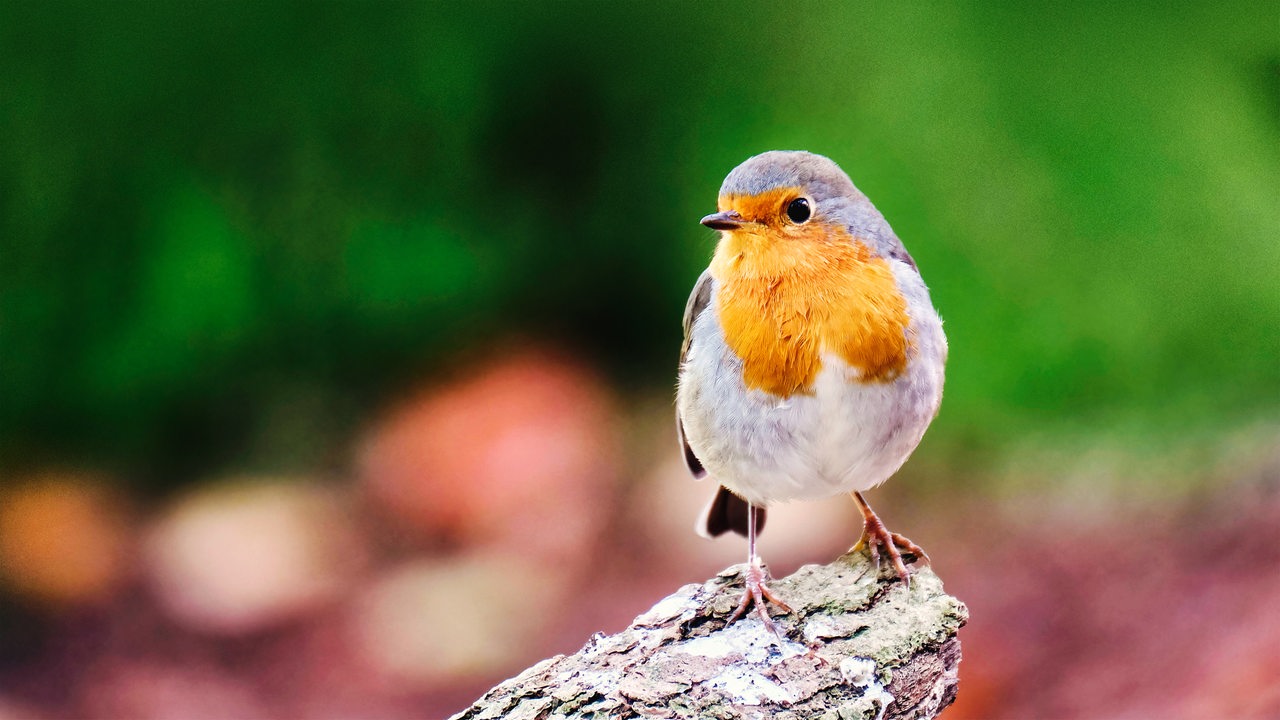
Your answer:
[676,151,947,632]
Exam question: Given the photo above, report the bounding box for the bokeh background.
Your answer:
[2,2,1279,718]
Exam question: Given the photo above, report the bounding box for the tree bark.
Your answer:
[450,552,967,720]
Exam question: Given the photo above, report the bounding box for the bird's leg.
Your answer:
[850,491,929,584]
[727,501,792,635]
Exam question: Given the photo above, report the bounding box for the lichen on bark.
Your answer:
[451,552,967,720]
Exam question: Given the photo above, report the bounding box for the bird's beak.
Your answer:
[700,210,747,231]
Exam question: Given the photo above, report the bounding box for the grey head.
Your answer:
[703,150,917,271]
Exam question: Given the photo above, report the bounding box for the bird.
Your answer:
[676,150,947,633]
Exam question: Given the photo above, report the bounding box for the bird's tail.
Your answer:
[696,485,766,539]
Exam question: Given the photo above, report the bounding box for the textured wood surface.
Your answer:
[451,552,967,720]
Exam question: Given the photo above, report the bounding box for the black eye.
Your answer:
[786,197,811,223]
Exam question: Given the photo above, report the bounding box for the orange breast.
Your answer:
[709,222,909,397]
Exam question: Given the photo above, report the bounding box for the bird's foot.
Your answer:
[851,513,929,585]
[726,556,792,637]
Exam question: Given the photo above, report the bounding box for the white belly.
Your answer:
[677,288,945,507]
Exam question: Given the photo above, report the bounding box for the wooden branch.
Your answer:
[450,552,968,720]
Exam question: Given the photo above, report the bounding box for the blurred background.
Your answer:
[1,2,1278,718]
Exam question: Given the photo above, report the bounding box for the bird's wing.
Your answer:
[676,269,713,479]
[678,269,764,539]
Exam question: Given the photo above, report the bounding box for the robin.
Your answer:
[676,150,947,633]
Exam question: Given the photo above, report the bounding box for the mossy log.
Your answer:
[450,552,968,720]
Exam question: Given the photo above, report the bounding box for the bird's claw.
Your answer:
[853,517,929,586]
[726,557,792,637]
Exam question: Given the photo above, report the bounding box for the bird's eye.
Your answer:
[786,197,811,224]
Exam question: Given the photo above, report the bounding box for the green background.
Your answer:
[3,1,1277,490]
